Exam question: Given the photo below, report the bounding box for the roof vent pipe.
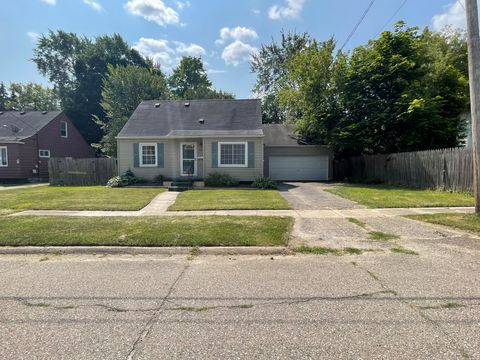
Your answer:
[42,111,48,115]
[155,103,160,108]
[198,118,204,124]
[184,102,190,107]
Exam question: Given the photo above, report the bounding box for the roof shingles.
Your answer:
[117,99,262,138]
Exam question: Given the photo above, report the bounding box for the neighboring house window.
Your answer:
[140,143,157,167]
[39,149,50,158]
[218,142,247,167]
[60,121,68,138]
[0,146,7,167]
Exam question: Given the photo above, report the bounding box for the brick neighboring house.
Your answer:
[0,111,95,181]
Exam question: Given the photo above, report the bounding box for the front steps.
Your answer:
[168,180,194,192]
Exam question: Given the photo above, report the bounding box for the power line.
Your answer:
[457,0,465,10]
[340,0,377,51]
[377,0,408,36]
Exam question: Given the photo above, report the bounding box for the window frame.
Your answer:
[39,149,51,158]
[0,146,7,167]
[60,121,68,138]
[139,143,158,167]
[218,141,248,168]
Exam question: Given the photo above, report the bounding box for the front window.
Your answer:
[140,143,157,167]
[0,146,7,167]
[39,149,50,158]
[60,121,68,138]
[219,142,247,167]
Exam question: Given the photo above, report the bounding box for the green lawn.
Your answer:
[0,216,293,247]
[0,186,164,211]
[168,189,291,211]
[409,213,480,235]
[326,184,474,208]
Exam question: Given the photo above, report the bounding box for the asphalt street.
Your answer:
[0,246,478,359]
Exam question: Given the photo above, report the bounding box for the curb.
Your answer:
[0,246,293,256]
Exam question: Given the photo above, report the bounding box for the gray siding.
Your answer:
[117,138,205,180]
[203,137,263,181]
[118,137,263,181]
[264,146,334,180]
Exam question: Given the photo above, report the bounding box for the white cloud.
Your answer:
[215,26,258,45]
[84,0,102,12]
[432,1,466,30]
[175,0,190,10]
[27,32,40,42]
[133,38,208,70]
[221,40,258,66]
[252,9,260,16]
[268,0,304,20]
[124,0,180,27]
[40,0,56,5]
[133,37,176,69]
[174,41,206,56]
[206,69,227,74]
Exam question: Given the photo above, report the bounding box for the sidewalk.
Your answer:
[11,206,474,217]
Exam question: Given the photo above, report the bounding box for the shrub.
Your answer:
[106,176,124,188]
[122,169,138,185]
[205,172,239,187]
[106,170,144,187]
[154,174,164,184]
[252,177,277,189]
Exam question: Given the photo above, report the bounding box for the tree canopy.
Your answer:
[169,57,234,100]
[95,64,169,155]
[32,31,151,145]
[254,23,469,156]
[0,82,60,111]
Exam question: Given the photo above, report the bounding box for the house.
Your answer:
[0,111,95,181]
[116,99,333,183]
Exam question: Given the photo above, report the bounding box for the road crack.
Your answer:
[126,263,190,360]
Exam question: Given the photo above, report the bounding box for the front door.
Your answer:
[181,142,196,176]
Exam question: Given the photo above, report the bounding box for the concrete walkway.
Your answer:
[139,191,179,214]
[12,206,474,217]
[0,183,48,191]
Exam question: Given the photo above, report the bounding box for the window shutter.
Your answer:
[133,143,139,168]
[157,143,164,168]
[212,142,218,168]
[248,141,254,168]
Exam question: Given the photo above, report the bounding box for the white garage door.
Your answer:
[269,156,329,181]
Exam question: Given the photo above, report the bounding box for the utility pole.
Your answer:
[466,0,480,213]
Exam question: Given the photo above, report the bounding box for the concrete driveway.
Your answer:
[278,182,364,210]
[0,245,478,359]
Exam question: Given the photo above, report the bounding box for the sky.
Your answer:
[0,0,472,99]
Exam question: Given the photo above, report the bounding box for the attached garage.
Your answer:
[269,155,329,181]
[263,124,333,181]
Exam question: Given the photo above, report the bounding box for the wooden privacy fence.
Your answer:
[334,147,473,192]
[48,157,118,186]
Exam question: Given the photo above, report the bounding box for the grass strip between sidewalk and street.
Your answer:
[326,184,474,208]
[408,213,480,236]
[0,216,293,247]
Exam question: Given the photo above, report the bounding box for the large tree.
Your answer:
[5,82,60,111]
[339,23,468,155]
[279,39,347,145]
[169,57,234,100]
[32,31,152,145]
[95,64,169,156]
[278,23,469,156]
[0,82,8,111]
[251,31,313,123]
